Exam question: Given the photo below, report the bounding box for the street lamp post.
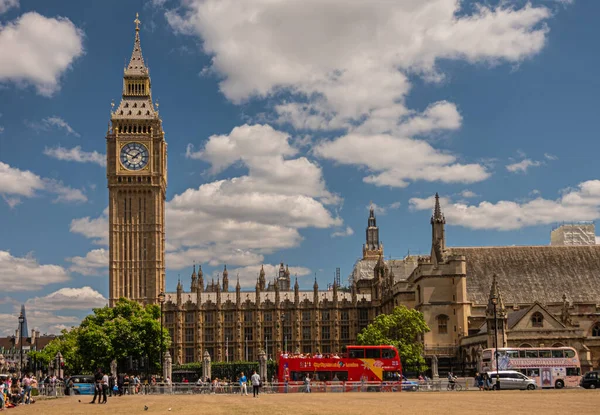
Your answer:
[18,312,24,378]
[158,292,166,378]
[491,295,500,390]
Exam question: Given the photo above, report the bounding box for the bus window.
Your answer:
[332,372,348,381]
[314,372,332,381]
[383,371,400,381]
[539,350,551,358]
[507,350,519,359]
[349,348,365,358]
[366,348,381,359]
[566,367,580,376]
[381,348,396,359]
[525,350,538,358]
[552,350,564,358]
[519,350,527,358]
[526,369,540,377]
[564,350,575,358]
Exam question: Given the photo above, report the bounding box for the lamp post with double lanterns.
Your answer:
[158,291,166,377]
[491,294,501,390]
[18,312,24,377]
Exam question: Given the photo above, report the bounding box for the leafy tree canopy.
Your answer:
[357,305,430,371]
[77,298,170,372]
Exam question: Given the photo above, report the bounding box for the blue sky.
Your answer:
[1,0,599,334]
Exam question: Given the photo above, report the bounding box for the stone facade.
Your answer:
[107,16,167,306]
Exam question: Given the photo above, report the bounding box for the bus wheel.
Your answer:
[555,380,564,389]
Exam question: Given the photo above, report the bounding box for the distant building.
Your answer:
[0,305,56,373]
[550,222,596,246]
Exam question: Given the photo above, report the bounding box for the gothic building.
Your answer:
[109,17,600,374]
[107,15,167,306]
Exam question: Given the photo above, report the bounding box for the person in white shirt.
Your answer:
[101,373,109,404]
[250,371,261,398]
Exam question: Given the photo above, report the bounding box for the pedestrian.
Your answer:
[0,378,6,411]
[304,374,311,393]
[239,372,248,396]
[22,374,32,404]
[90,368,103,404]
[108,373,115,397]
[251,371,260,398]
[101,372,109,403]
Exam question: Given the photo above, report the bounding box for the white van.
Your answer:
[487,371,537,390]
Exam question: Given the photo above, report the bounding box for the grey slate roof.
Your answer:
[447,245,600,305]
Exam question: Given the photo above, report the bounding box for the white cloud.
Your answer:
[66,248,108,276]
[25,286,107,311]
[460,190,478,198]
[0,250,70,291]
[544,153,558,161]
[0,126,4,134]
[506,158,542,173]
[0,0,18,15]
[409,180,600,230]
[167,1,549,129]
[73,124,342,270]
[69,207,109,245]
[44,145,105,167]
[315,133,490,187]
[31,116,80,136]
[331,226,354,238]
[0,161,86,205]
[0,12,84,96]
[368,201,402,216]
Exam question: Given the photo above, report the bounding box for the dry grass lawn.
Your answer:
[17,390,600,415]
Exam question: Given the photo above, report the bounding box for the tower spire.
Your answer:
[126,13,147,76]
[363,202,382,260]
[430,192,446,265]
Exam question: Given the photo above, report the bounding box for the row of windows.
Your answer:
[166,309,359,324]
[179,325,351,343]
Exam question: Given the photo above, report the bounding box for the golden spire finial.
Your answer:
[134,13,141,31]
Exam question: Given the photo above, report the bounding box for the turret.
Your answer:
[196,265,204,293]
[190,264,198,292]
[294,278,299,304]
[430,193,446,265]
[259,265,266,291]
[486,274,507,349]
[236,275,241,306]
[176,278,183,305]
[363,203,383,260]
[222,265,229,292]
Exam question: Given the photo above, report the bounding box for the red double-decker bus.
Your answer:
[277,345,402,383]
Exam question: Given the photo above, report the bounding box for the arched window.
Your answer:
[519,343,533,348]
[437,315,448,334]
[531,312,543,328]
[592,323,600,337]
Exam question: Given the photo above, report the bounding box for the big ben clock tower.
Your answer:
[107,14,166,306]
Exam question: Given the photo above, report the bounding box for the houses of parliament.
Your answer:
[108,18,600,374]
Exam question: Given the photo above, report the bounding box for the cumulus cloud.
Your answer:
[0,161,86,205]
[331,226,354,238]
[44,145,105,167]
[0,0,18,15]
[66,248,108,276]
[73,125,340,271]
[161,1,559,188]
[409,180,600,230]
[26,286,107,311]
[460,190,478,199]
[0,12,84,95]
[0,250,70,291]
[30,116,80,136]
[315,133,490,187]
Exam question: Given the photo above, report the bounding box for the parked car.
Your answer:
[64,375,95,395]
[401,380,419,391]
[487,371,536,390]
[580,371,599,389]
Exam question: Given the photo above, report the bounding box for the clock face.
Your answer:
[120,142,149,171]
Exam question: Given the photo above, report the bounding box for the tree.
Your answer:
[357,305,430,371]
[29,328,86,375]
[76,298,170,373]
